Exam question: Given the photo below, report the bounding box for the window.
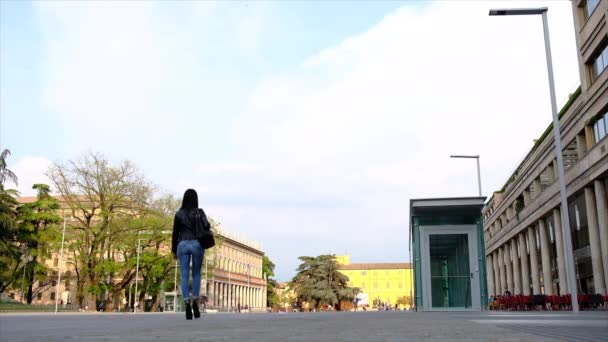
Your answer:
[54,258,59,267]
[584,0,599,19]
[591,45,608,80]
[50,292,56,301]
[373,282,378,289]
[65,279,70,287]
[399,282,403,289]
[361,271,367,276]
[38,281,43,287]
[51,280,56,286]
[361,282,366,289]
[37,293,42,300]
[592,111,608,143]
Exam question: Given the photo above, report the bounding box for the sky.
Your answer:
[0,0,580,281]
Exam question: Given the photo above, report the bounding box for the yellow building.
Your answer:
[337,255,413,309]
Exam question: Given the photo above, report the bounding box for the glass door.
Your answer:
[421,226,480,311]
[429,234,471,308]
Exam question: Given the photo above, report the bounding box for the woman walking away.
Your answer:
[172,189,209,320]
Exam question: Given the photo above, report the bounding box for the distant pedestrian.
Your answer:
[172,189,210,320]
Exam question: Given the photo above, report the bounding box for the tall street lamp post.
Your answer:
[174,259,178,313]
[450,155,482,196]
[54,216,68,314]
[21,253,32,303]
[134,238,145,313]
[489,7,579,313]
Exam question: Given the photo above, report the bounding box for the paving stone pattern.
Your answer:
[0,311,606,342]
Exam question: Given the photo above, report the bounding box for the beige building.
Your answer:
[483,0,608,297]
[204,231,267,310]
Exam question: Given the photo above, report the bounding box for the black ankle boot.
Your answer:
[185,301,193,320]
[192,300,200,319]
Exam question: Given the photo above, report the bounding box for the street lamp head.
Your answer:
[450,155,479,159]
[489,7,548,16]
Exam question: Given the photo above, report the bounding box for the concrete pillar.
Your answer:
[519,232,531,296]
[553,208,568,294]
[524,189,531,206]
[594,179,608,291]
[487,255,495,297]
[547,163,555,183]
[512,239,522,295]
[528,226,541,294]
[493,251,501,296]
[585,186,607,294]
[533,178,542,199]
[223,284,227,308]
[498,247,506,294]
[576,133,587,158]
[538,219,553,295]
[504,244,514,293]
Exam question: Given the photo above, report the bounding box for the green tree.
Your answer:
[263,255,278,307]
[0,149,20,293]
[0,149,18,185]
[290,254,359,310]
[47,152,153,310]
[17,184,61,303]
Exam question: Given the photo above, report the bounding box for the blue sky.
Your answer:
[1,1,579,280]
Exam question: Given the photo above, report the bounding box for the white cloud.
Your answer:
[218,1,579,279]
[28,0,580,280]
[8,156,52,196]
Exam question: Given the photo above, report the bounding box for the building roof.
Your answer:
[339,263,411,270]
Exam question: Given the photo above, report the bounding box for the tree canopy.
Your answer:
[290,254,358,310]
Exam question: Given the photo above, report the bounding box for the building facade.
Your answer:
[204,232,267,311]
[336,255,413,309]
[482,0,608,297]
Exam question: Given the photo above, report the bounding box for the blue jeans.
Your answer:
[177,240,204,302]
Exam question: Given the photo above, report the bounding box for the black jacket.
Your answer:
[171,208,207,255]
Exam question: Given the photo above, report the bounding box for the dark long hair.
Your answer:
[181,189,198,209]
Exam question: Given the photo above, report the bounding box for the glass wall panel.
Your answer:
[429,234,471,308]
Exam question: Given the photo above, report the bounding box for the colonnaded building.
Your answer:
[10,196,267,311]
[483,0,608,297]
[167,231,267,312]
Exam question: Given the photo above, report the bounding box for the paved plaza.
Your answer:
[1,310,606,342]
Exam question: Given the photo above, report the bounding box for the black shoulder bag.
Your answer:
[182,208,215,249]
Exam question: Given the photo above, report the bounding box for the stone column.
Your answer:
[504,244,514,293]
[533,178,542,199]
[524,190,531,206]
[585,186,606,294]
[594,179,608,290]
[487,255,495,297]
[512,239,522,295]
[498,247,506,294]
[519,232,531,295]
[493,251,501,296]
[538,219,553,295]
[528,226,541,294]
[576,133,587,158]
[553,208,568,294]
[223,284,227,308]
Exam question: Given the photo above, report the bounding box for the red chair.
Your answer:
[578,294,589,310]
[559,294,571,311]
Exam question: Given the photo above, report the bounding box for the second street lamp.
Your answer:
[450,155,482,196]
[489,6,579,313]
